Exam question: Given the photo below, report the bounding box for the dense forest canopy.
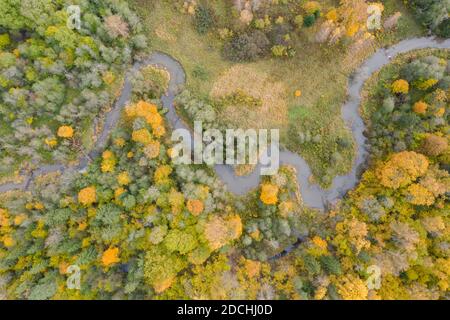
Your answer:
[0,0,146,175]
[407,0,449,37]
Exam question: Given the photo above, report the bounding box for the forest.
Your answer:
[0,0,449,300]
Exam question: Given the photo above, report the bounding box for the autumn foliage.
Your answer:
[391,79,409,94]
[101,150,117,173]
[57,126,74,138]
[377,151,429,189]
[420,134,448,157]
[101,247,120,267]
[187,199,204,216]
[260,183,279,205]
[203,215,243,250]
[78,186,97,206]
[412,101,428,114]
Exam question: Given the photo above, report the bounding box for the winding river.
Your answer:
[1,37,449,213]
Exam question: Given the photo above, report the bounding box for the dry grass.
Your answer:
[0,171,25,185]
[0,190,31,206]
[210,65,288,129]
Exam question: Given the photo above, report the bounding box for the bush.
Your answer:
[303,15,316,27]
[223,30,270,62]
[192,65,209,80]
[0,33,10,49]
[435,19,450,38]
[267,24,292,46]
[271,45,288,57]
[382,96,395,113]
[194,4,215,34]
[420,134,448,157]
[319,255,342,275]
[131,65,170,100]
[294,15,304,29]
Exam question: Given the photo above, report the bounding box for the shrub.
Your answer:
[194,4,215,34]
[272,45,288,57]
[319,255,342,275]
[268,24,292,46]
[192,65,208,80]
[0,34,10,49]
[294,15,304,29]
[303,1,321,15]
[303,15,316,27]
[382,96,395,113]
[223,30,270,62]
[131,66,169,100]
[420,134,448,157]
[435,19,450,37]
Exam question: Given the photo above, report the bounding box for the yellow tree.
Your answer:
[377,151,429,189]
[57,125,74,138]
[406,184,435,206]
[187,199,204,216]
[117,171,131,186]
[101,150,116,173]
[203,215,243,251]
[335,274,368,300]
[78,186,97,206]
[101,247,120,267]
[337,0,370,37]
[391,79,409,94]
[260,183,279,205]
[413,101,428,114]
